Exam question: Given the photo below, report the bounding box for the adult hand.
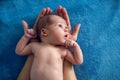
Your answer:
[22,6,81,41]
[22,8,52,41]
[33,8,52,30]
[22,7,52,32]
[56,6,81,41]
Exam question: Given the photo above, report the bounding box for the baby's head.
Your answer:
[36,15,52,41]
[36,15,69,45]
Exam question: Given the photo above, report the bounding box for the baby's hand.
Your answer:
[25,29,36,39]
[64,39,77,48]
[22,20,36,39]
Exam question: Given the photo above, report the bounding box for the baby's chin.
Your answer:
[59,40,67,46]
[52,40,65,46]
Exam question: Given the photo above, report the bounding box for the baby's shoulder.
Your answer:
[60,46,72,54]
[58,47,70,58]
[59,46,69,51]
[58,46,68,52]
[30,42,42,47]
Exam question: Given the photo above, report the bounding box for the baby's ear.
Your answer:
[41,28,48,37]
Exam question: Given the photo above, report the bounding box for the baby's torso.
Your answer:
[30,42,67,80]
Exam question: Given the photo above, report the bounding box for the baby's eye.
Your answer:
[58,24,62,27]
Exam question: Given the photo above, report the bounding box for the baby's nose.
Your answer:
[64,27,69,32]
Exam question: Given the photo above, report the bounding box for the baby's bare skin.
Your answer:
[17,7,81,80]
[30,42,67,80]
[16,15,83,80]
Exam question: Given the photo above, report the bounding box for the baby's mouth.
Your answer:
[65,34,67,37]
[64,34,69,39]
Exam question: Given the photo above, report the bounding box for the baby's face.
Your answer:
[46,15,69,45]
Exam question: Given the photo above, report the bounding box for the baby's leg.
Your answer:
[17,55,33,80]
[63,60,77,80]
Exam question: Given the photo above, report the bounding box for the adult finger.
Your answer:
[61,8,71,30]
[56,6,63,17]
[33,8,53,30]
[49,9,53,14]
[46,7,50,15]
[33,8,46,29]
[41,8,46,16]
[71,24,81,41]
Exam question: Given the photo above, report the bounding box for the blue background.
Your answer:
[0,0,120,80]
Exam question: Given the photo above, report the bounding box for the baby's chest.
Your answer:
[35,46,66,58]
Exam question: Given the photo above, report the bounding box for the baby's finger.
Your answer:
[64,40,67,48]
[65,40,70,48]
[26,29,31,34]
[30,29,34,35]
[22,20,28,32]
[67,40,72,47]
[31,29,36,36]
[32,34,37,38]
[68,40,71,47]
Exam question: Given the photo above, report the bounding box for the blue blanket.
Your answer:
[0,0,120,80]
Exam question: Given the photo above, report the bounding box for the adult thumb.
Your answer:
[71,24,81,41]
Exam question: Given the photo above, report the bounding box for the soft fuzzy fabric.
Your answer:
[0,0,120,80]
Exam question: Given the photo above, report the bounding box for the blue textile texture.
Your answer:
[0,0,120,80]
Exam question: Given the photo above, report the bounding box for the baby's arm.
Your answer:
[15,35,32,56]
[65,40,83,65]
[15,21,36,56]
